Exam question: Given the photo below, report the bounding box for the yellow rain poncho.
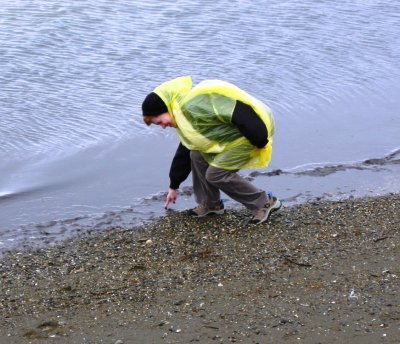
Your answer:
[154,76,275,170]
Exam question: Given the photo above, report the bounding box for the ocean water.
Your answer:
[1,0,400,254]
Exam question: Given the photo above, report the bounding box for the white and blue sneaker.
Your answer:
[251,192,282,224]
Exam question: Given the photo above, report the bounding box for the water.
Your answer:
[1,0,400,254]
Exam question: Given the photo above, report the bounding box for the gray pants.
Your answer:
[190,151,267,214]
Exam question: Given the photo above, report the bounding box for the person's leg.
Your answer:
[205,166,267,213]
[190,151,280,222]
[190,151,221,208]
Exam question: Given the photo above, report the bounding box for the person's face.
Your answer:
[149,112,176,129]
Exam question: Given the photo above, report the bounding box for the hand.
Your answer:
[164,188,178,209]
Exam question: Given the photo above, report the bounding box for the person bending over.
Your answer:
[141,76,281,224]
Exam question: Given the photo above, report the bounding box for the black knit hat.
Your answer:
[142,92,168,116]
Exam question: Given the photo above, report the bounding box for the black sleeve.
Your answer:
[231,101,268,148]
[169,143,191,189]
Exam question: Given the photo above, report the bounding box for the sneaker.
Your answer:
[250,192,282,224]
[188,200,225,217]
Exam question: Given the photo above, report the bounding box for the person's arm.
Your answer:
[232,101,268,148]
[164,143,191,208]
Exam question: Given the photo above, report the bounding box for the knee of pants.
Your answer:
[205,168,231,186]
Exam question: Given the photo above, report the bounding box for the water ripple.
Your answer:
[1,0,399,159]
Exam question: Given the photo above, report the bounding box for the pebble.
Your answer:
[0,194,399,342]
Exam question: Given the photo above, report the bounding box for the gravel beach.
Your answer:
[1,194,399,344]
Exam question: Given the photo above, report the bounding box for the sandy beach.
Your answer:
[1,194,399,344]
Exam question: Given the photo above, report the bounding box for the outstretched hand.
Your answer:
[164,188,178,209]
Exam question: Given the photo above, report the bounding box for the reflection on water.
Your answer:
[1,0,399,157]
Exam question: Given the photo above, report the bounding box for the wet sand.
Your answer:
[1,194,399,343]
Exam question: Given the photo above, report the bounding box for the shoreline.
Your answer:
[1,148,399,257]
[1,193,399,343]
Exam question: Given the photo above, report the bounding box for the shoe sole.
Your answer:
[256,199,282,224]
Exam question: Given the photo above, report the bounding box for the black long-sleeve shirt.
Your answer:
[169,100,268,189]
